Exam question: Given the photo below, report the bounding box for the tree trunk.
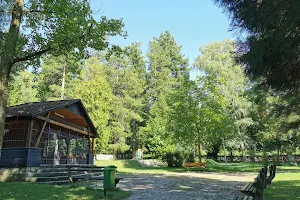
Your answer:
[222,137,227,165]
[132,120,136,159]
[0,0,24,157]
[61,64,66,99]
[198,143,202,163]
[241,144,245,162]
[0,71,9,157]
[277,148,280,165]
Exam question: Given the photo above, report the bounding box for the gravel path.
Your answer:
[117,172,256,200]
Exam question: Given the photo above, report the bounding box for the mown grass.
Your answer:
[0,182,131,200]
[95,159,300,174]
[95,159,186,174]
[264,172,300,200]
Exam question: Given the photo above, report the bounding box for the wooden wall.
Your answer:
[0,148,42,167]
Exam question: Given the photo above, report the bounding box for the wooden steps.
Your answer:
[32,165,104,184]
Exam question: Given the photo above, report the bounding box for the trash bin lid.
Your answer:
[104,165,117,170]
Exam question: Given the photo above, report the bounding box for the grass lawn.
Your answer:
[0,182,131,200]
[95,159,300,174]
[264,172,300,200]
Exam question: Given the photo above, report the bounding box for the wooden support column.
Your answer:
[26,120,34,147]
[92,138,95,155]
[87,126,91,154]
[66,130,70,164]
[88,135,91,154]
[35,112,51,147]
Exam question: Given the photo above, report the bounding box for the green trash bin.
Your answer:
[103,165,117,195]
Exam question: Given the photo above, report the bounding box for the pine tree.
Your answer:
[144,31,189,156]
[72,56,112,153]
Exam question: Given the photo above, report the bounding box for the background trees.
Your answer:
[4,25,298,160]
[214,0,300,162]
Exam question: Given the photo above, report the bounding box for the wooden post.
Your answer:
[67,165,73,183]
[88,136,91,154]
[87,127,91,154]
[35,112,51,147]
[45,125,50,164]
[66,130,70,164]
[92,138,95,155]
[26,120,34,147]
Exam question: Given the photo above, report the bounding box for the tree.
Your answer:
[213,0,300,91]
[103,43,146,158]
[214,0,300,160]
[144,31,189,157]
[168,80,204,159]
[246,85,300,163]
[38,55,81,101]
[8,70,38,106]
[0,0,124,153]
[72,56,112,153]
[193,40,251,160]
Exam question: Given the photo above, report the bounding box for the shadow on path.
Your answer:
[117,172,256,200]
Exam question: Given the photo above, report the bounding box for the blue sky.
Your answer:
[91,0,233,79]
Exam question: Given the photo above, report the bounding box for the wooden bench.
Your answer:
[237,174,264,200]
[183,162,207,168]
[267,164,276,184]
[233,195,253,200]
[235,164,277,200]
[236,168,266,200]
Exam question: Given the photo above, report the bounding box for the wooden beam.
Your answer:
[26,120,34,147]
[36,116,89,135]
[35,112,51,147]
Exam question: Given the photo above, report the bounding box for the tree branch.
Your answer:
[0,9,55,14]
[12,23,94,64]
[23,9,55,14]
[12,47,52,64]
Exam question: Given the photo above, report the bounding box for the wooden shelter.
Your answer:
[0,99,97,167]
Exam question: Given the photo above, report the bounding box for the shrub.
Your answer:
[163,151,185,167]
[185,153,195,163]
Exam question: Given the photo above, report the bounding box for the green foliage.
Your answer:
[163,151,185,167]
[8,70,38,106]
[103,42,146,155]
[179,40,251,158]
[72,56,112,153]
[1,0,125,68]
[144,31,189,157]
[214,0,300,91]
[38,55,81,100]
[185,153,195,163]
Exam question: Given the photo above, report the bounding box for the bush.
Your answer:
[163,151,185,167]
[185,153,195,163]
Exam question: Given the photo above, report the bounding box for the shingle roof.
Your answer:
[6,99,98,137]
[6,99,81,118]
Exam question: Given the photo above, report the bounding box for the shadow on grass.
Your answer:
[0,182,131,200]
[264,172,300,200]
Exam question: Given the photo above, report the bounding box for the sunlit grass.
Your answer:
[264,172,300,200]
[95,159,300,174]
[0,182,130,200]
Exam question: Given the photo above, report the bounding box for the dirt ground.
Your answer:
[117,172,256,200]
